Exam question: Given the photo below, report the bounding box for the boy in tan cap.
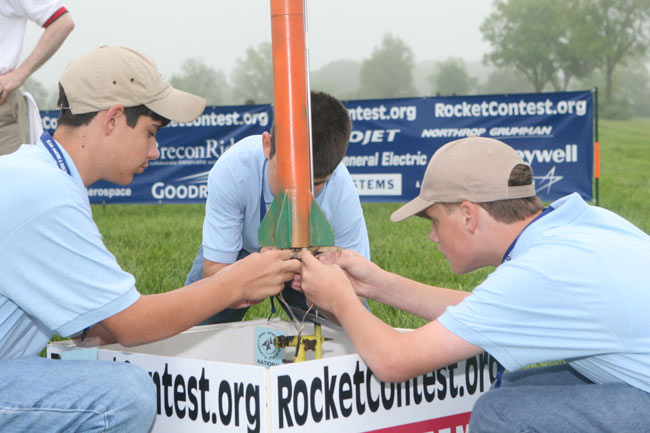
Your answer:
[0,46,300,432]
[298,136,650,432]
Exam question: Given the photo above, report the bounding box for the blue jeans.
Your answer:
[185,245,369,324]
[0,356,156,432]
[470,363,650,432]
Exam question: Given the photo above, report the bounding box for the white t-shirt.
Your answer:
[0,0,65,73]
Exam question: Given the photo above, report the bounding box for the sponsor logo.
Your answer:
[276,355,498,429]
[489,125,553,137]
[516,144,578,165]
[434,99,587,118]
[421,128,487,138]
[87,187,132,199]
[41,115,58,131]
[87,350,494,432]
[344,152,428,168]
[151,182,208,200]
[381,151,428,167]
[147,362,261,433]
[421,125,554,139]
[157,138,235,161]
[351,174,402,196]
[349,129,400,145]
[169,110,269,128]
[343,153,381,167]
[258,333,279,357]
[151,172,209,200]
[348,105,417,122]
[535,166,564,195]
[256,328,285,367]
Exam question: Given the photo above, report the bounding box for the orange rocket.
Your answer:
[258,0,334,250]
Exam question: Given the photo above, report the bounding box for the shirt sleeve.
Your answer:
[14,0,65,26]
[323,164,371,259]
[202,161,247,264]
[438,262,621,371]
[0,202,138,338]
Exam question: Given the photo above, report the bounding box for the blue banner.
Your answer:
[40,90,593,204]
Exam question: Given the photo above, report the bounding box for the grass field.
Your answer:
[91,118,650,330]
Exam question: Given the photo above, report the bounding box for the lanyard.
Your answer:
[40,132,71,176]
[494,204,555,388]
[260,159,268,223]
[501,205,555,263]
[40,131,90,339]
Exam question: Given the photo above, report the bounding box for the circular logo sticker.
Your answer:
[257,330,280,358]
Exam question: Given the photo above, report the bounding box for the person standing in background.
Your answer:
[0,0,74,154]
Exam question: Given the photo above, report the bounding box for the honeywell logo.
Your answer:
[516,144,578,165]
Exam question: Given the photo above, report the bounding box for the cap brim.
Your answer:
[145,88,206,123]
[390,196,435,222]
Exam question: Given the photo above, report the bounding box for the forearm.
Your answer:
[102,249,299,345]
[333,290,403,375]
[331,289,432,382]
[102,277,242,346]
[368,271,470,321]
[83,323,117,345]
[299,251,479,381]
[13,13,74,84]
[333,290,479,382]
[203,259,229,278]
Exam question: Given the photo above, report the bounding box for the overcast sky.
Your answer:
[23,0,494,87]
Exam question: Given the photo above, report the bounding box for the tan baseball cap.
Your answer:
[391,136,536,222]
[59,46,206,123]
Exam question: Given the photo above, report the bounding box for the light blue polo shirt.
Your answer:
[202,135,370,263]
[0,136,139,359]
[439,193,650,392]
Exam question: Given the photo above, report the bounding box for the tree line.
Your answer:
[27,0,650,119]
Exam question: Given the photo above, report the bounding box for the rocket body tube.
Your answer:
[270,0,311,247]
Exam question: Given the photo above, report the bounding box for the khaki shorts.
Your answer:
[0,88,29,155]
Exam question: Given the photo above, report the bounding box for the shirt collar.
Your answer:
[502,205,555,263]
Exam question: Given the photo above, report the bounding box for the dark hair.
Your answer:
[56,84,170,128]
[441,164,544,223]
[269,90,351,179]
